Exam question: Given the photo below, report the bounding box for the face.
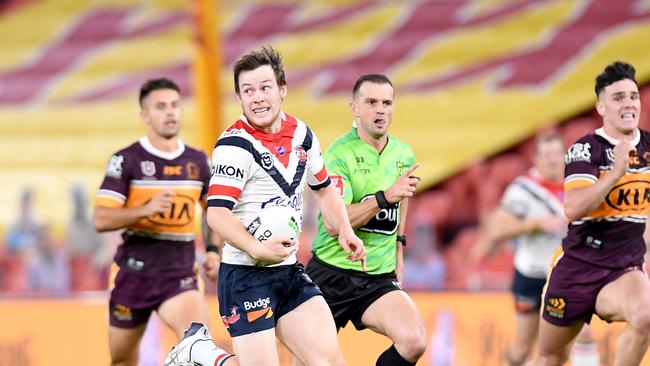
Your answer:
[350,81,394,140]
[535,138,565,183]
[237,65,287,131]
[596,78,641,138]
[140,89,182,139]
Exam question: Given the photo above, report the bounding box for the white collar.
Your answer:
[595,127,640,146]
[139,136,185,160]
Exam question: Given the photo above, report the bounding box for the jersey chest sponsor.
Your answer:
[358,194,399,235]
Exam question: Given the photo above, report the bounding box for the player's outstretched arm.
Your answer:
[313,183,366,270]
[93,190,175,232]
[206,207,294,265]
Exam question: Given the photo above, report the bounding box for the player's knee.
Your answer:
[628,307,650,335]
[395,332,426,360]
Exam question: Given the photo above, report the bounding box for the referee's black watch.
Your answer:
[396,234,407,247]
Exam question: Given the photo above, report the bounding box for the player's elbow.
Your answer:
[92,212,109,232]
[563,206,582,222]
[323,219,337,237]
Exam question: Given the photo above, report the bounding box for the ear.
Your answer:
[139,108,148,123]
[349,100,358,116]
[595,99,605,117]
[280,84,288,98]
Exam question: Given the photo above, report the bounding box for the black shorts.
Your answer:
[306,255,402,330]
[511,269,547,314]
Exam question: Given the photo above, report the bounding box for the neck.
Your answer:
[357,127,387,153]
[603,124,636,142]
[147,131,178,152]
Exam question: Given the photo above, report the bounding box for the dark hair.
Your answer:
[352,74,393,99]
[233,46,286,93]
[595,61,637,97]
[534,131,563,154]
[139,78,180,106]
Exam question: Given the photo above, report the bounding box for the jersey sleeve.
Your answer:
[564,136,600,192]
[500,181,528,218]
[306,130,331,190]
[207,136,251,210]
[94,152,131,208]
[324,146,354,204]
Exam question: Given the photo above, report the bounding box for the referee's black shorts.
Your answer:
[306,255,402,330]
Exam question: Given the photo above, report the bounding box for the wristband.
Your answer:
[396,234,407,247]
[375,190,391,209]
[206,244,221,255]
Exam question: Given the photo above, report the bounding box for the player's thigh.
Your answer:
[158,289,210,338]
[361,290,425,343]
[276,296,342,364]
[537,318,583,360]
[595,269,650,323]
[109,324,147,366]
[231,328,280,366]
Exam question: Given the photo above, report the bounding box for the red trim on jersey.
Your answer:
[526,170,564,201]
[208,184,242,199]
[214,353,230,366]
[229,114,298,168]
[314,165,329,183]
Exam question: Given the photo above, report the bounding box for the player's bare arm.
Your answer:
[564,141,634,221]
[340,163,420,230]
[313,183,367,270]
[93,190,175,232]
[206,206,294,265]
[203,217,224,281]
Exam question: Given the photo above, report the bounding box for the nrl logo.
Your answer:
[140,161,156,177]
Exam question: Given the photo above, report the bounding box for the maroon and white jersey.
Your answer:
[95,137,211,277]
[562,128,650,269]
[208,113,330,266]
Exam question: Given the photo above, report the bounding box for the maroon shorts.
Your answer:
[542,254,641,326]
[108,264,201,328]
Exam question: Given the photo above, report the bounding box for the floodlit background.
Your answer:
[1,0,650,364]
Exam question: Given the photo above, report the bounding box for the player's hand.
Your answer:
[538,215,567,236]
[338,230,366,271]
[251,236,296,265]
[612,140,635,179]
[144,190,175,216]
[384,163,421,204]
[203,252,221,281]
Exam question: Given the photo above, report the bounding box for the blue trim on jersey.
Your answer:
[309,177,331,190]
[207,199,235,210]
[217,135,309,197]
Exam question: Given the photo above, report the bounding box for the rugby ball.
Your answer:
[247,205,299,244]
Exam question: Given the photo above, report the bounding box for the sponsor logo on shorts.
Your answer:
[179,276,195,290]
[112,304,133,322]
[244,297,274,323]
[221,306,241,329]
[545,295,567,319]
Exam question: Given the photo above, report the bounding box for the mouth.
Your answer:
[253,107,270,116]
[621,112,636,122]
[165,120,177,127]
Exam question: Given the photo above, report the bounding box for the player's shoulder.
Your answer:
[109,140,142,160]
[326,128,359,153]
[565,130,604,164]
[388,135,414,154]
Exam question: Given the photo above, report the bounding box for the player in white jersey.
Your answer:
[475,133,599,366]
[166,47,365,366]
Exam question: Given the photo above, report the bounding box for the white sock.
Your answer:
[190,338,234,366]
[570,341,600,366]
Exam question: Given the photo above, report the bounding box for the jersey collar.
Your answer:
[595,127,640,146]
[139,136,185,160]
